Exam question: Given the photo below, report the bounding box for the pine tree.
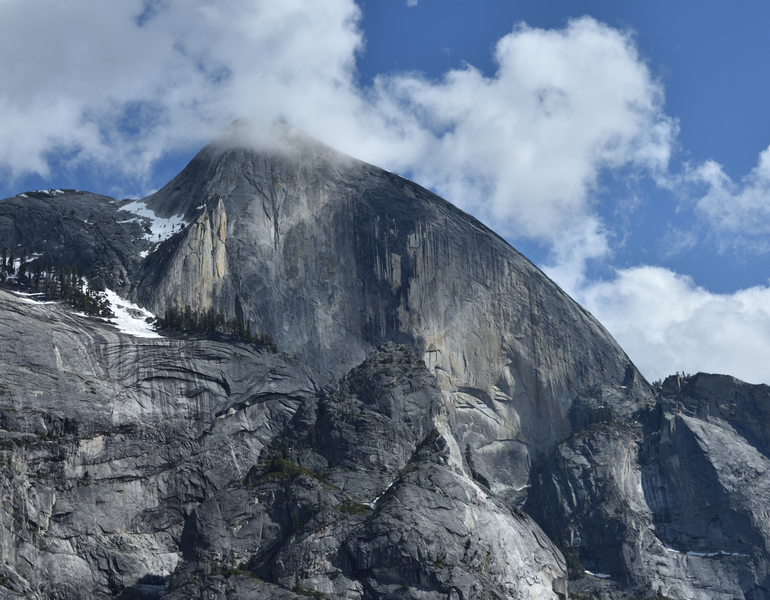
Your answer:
[465,444,475,475]
[16,253,26,284]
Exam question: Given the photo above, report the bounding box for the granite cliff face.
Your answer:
[0,290,566,599]
[1,122,769,599]
[134,122,652,504]
[138,197,229,313]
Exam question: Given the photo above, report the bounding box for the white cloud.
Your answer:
[406,0,418,6]
[0,0,364,189]
[0,6,674,248]
[366,17,676,246]
[575,266,770,384]
[541,217,610,294]
[688,145,770,251]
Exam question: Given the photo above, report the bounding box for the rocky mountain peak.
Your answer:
[129,123,654,502]
[145,119,359,222]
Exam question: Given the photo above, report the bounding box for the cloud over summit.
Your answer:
[0,4,673,245]
[2,1,770,384]
[0,0,364,185]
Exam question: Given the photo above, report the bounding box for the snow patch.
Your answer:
[663,543,749,558]
[102,289,161,338]
[10,291,57,305]
[365,481,395,508]
[584,571,611,579]
[120,200,185,243]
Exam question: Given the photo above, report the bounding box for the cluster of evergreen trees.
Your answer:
[157,302,278,351]
[1,247,113,318]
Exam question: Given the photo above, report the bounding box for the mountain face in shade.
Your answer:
[0,121,768,600]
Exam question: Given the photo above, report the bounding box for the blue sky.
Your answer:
[357,0,770,293]
[2,0,770,384]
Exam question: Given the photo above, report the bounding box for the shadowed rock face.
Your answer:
[1,123,769,599]
[526,375,770,600]
[0,190,153,291]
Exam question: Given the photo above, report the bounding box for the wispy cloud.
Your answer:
[688,146,770,252]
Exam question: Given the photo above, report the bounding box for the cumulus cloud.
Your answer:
[370,17,676,246]
[688,145,770,251]
[0,5,674,247]
[0,0,364,188]
[575,266,770,384]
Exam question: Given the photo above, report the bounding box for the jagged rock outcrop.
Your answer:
[173,343,567,600]
[0,290,566,599]
[526,375,770,599]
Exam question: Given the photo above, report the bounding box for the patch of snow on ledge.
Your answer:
[365,481,395,508]
[10,291,57,305]
[103,289,161,338]
[120,200,185,243]
[662,543,749,558]
[584,570,611,579]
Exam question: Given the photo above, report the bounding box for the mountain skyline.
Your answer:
[1,1,769,384]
